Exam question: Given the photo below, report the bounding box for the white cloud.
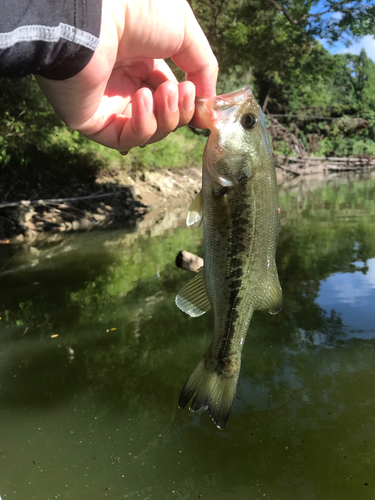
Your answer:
[335,35,375,62]
[319,258,375,307]
[362,258,375,287]
[331,275,371,306]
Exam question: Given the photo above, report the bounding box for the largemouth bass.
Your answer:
[176,85,282,429]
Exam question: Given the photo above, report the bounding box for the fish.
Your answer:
[175,85,282,429]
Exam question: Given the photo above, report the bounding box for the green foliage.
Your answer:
[117,126,206,171]
[0,77,205,198]
[319,1,375,41]
[256,49,375,157]
[0,76,59,165]
[69,226,204,312]
[1,0,375,178]
[0,76,109,198]
[187,0,375,158]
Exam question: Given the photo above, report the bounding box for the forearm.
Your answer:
[0,0,102,79]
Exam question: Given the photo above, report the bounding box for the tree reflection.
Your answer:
[1,175,375,413]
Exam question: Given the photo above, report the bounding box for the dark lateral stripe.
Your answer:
[232,216,249,226]
[233,243,246,254]
[227,268,243,280]
[230,257,243,269]
[229,279,242,290]
[213,181,255,375]
[215,291,243,374]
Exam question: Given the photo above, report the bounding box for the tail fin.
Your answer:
[178,356,240,430]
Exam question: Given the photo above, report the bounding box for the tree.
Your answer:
[351,49,375,110]
[261,0,375,42]
[189,0,375,106]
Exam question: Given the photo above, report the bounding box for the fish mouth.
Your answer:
[211,85,254,111]
[196,85,254,109]
[195,85,257,131]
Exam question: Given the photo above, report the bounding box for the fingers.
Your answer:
[176,81,196,128]
[72,0,219,149]
[85,87,156,150]
[146,80,195,145]
[119,88,158,149]
[86,80,196,151]
[118,80,195,149]
[144,58,178,89]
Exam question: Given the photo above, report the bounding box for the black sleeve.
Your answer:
[0,0,102,80]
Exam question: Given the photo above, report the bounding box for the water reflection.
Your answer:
[318,258,375,337]
[1,172,375,500]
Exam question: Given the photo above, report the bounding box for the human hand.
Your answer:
[35,0,218,152]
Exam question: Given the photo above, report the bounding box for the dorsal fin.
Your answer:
[175,267,211,317]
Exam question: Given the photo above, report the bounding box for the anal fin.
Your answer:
[175,267,211,317]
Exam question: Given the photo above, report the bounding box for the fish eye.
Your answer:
[241,113,258,130]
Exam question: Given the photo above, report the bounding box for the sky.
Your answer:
[324,35,375,62]
[310,1,375,62]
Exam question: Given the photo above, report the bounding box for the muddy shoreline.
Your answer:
[0,167,204,244]
[0,163,373,244]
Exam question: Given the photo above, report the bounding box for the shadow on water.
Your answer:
[0,171,375,499]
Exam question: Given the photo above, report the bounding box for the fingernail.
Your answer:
[142,92,154,115]
[119,150,129,156]
[167,91,178,112]
[183,90,195,111]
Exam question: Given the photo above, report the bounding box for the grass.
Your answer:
[61,125,207,174]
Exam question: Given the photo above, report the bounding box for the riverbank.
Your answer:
[0,167,203,243]
[1,159,374,244]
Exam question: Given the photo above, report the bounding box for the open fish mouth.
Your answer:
[196,85,254,107]
[196,85,260,132]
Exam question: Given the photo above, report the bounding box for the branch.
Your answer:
[263,0,298,24]
[0,192,119,209]
[307,7,339,18]
[263,0,355,25]
[299,2,350,22]
[197,0,215,9]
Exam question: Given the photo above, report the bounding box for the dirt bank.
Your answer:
[1,159,373,244]
[0,167,204,244]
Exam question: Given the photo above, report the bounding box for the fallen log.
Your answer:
[275,155,375,167]
[176,250,203,273]
[275,164,300,176]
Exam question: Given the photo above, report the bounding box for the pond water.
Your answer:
[1,172,375,500]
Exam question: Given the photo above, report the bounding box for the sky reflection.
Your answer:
[318,258,375,337]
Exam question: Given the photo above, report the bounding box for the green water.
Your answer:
[1,173,375,500]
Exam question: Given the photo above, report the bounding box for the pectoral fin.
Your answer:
[175,267,211,317]
[186,191,204,227]
[258,273,283,315]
